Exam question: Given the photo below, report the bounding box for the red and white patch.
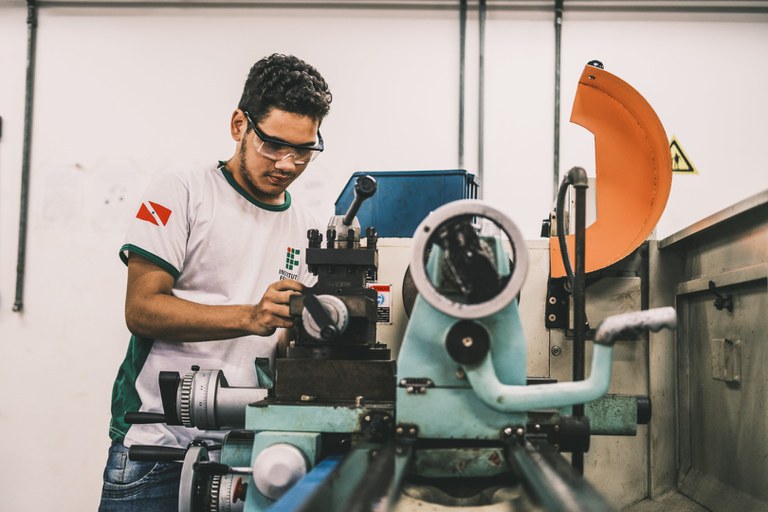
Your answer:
[136,201,172,226]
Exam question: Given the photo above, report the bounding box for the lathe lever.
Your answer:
[342,175,377,227]
[124,411,167,424]
[303,293,339,340]
[463,307,677,412]
[594,307,678,346]
[193,461,252,476]
[128,445,186,462]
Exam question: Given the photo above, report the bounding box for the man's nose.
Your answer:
[275,153,297,171]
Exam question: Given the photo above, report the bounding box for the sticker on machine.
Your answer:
[670,136,698,174]
[368,283,392,324]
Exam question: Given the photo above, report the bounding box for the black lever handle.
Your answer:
[129,445,186,462]
[158,371,182,426]
[342,175,377,226]
[193,461,231,476]
[124,412,167,424]
[303,293,338,340]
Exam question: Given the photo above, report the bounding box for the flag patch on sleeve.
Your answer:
[136,201,172,226]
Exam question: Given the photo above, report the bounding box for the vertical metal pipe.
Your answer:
[477,0,486,198]
[640,241,652,493]
[459,0,467,169]
[573,187,586,382]
[572,169,588,475]
[14,0,38,313]
[553,0,563,202]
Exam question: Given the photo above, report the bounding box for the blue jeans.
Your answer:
[99,440,182,511]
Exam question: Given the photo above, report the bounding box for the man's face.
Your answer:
[236,108,320,204]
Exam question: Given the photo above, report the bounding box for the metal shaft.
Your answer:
[553,0,563,201]
[14,0,38,313]
[507,441,613,512]
[477,0,486,198]
[458,0,466,168]
[571,169,588,474]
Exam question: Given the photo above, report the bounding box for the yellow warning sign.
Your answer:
[670,136,697,174]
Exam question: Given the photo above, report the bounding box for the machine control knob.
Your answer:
[445,320,491,365]
[209,474,247,512]
[252,443,308,501]
[302,294,349,341]
[178,369,221,429]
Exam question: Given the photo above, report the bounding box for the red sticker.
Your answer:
[136,201,172,226]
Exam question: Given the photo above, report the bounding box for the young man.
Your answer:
[99,54,332,511]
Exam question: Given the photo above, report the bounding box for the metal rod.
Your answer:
[458,0,466,169]
[571,168,588,474]
[14,0,38,313]
[553,0,563,202]
[572,187,587,386]
[340,443,396,512]
[477,0,486,198]
[384,438,416,509]
[640,241,652,495]
[506,440,613,512]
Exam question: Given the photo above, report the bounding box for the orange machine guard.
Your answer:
[550,64,673,277]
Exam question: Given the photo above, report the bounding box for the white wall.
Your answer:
[0,3,766,510]
[557,11,768,237]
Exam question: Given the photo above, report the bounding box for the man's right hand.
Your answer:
[247,279,304,336]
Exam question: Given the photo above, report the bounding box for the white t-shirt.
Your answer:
[109,162,319,449]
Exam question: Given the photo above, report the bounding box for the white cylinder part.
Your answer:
[252,443,308,501]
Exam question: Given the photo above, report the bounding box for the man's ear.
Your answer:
[230,109,247,141]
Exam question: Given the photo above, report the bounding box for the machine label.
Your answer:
[368,283,392,324]
[670,136,697,174]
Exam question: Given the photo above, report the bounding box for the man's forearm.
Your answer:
[126,293,256,342]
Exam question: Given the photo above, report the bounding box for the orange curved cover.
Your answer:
[550,64,672,277]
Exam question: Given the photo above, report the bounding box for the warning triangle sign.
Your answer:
[670,136,697,174]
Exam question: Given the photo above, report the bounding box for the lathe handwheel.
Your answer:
[409,200,528,320]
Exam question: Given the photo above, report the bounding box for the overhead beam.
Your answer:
[31,1,768,14]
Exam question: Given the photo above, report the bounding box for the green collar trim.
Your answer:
[218,161,291,212]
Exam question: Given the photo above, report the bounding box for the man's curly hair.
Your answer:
[238,54,332,126]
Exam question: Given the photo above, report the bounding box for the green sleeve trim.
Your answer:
[218,161,291,211]
[119,243,181,280]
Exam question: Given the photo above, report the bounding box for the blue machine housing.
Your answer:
[334,170,478,238]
